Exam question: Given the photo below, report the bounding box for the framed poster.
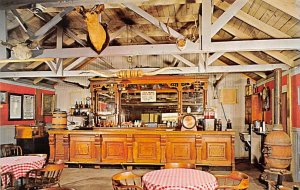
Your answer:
[0,91,7,104]
[9,93,22,120]
[42,94,55,116]
[141,91,156,102]
[23,94,35,120]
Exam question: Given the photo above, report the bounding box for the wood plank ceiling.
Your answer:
[0,0,299,85]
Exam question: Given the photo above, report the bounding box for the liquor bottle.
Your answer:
[79,101,83,109]
[226,119,232,131]
[85,101,89,108]
[245,78,252,96]
[75,101,79,109]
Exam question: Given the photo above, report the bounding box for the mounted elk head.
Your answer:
[75,5,110,54]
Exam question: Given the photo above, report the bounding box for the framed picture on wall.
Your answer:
[0,91,7,104]
[42,93,55,115]
[23,94,35,120]
[9,93,22,120]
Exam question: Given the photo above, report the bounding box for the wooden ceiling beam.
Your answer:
[64,57,88,71]
[0,64,289,78]
[131,27,196,67]
[201,0,212,50]
[211,15,295,66]
[216,1,291,38]
[19,37,298,59]
[123,3,191,45]
[37,0,203,9]
[261,0,300,20]
[238,52,269,65]
[29,6,73,41]
[0,10,7,60]
[211,0,248,37]
[223,53,266,78]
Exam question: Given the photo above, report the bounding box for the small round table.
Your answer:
[142,168,218,190]
[0,155,45,186]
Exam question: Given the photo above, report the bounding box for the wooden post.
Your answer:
[48,134,55,163]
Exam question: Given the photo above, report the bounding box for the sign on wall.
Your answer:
[9,94,22,120]
[141,91,156,102]
[23,95,35,120]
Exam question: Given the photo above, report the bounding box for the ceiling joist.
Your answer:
[0,64,289,78]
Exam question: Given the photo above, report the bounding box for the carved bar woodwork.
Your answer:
[69,135,97,163]
[127,134,133,162]
[133,135,161,163]
[201,135,233,167]
[166,135,196,163]
[94,134,102,162]
[54,135,65,162]
[160,135,167,163]
[101,134,127,163]
[48,129,235,169]
[63,135,70,162]
[195,135,202,163]
[48,134,55,163]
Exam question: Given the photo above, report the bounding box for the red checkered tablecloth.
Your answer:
[142,168,218,190]
[0,156,45,180]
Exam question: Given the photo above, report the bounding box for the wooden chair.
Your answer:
[112,171,143,190]
[215,171,250,190]
[164,162,196,169]
[24,162,65,190]
[0,172,15,190]
[1,144,23,157]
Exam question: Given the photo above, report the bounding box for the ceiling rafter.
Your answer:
[211,0,248,37]
[262,0,300,20]
[215,1,295,66]
[29,6,74,41]
[0,64,289,78]
[201,0,211,50]
[131,27,195,67]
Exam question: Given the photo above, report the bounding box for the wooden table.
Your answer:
[142,168,218,190]
[0,156,45,187]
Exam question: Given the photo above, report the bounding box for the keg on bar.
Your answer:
[52,111,67,130]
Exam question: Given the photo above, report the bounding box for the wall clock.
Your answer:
[262,87,270,111]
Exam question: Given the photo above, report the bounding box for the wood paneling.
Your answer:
[201,135,232,166]
[166,135,196,163]
[48,129,235,169]
[54,135,65,162]
[102,134,127,163]
[133,135,161,163]
[70,135,98,163]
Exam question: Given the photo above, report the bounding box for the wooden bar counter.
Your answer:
[48,128,235,170]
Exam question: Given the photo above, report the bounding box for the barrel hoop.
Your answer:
[268,156,292,160]
[52,116,67,118]
[264,143,292,146]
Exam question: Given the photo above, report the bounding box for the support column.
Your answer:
[0,10,8,59]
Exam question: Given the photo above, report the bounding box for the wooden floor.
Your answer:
[59,160,271,190]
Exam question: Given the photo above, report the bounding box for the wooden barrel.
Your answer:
[52,111,67,130]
